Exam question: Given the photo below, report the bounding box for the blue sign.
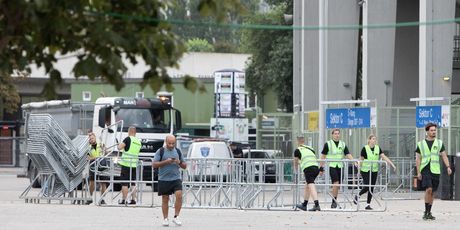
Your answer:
[416,106,441,128]
[200,147,210,157]
[326,108,371,129]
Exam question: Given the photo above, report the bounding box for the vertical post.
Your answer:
[300,0,306,133]
[318,0,328,150]
[362,0,368,101]
[419,0,432,106]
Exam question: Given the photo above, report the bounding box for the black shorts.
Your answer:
[88,171,109,182]
[303,166,320,184]
[120,165,137,186]
[421,166,440,191]
[158,179,183,196]
[89,161,110,183]
[329,167,342,183]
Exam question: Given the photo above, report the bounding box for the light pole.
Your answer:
[384,80,391,107]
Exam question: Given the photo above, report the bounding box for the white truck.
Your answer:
[23,96,182,188]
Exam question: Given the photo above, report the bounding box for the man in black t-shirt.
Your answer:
[415,123,452,220]
[320,129,354,209]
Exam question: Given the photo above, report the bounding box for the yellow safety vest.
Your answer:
[299,145,318,171]
[326,140,346,168]
[119,136,141,168]
[361,145,380,172]
[418,139,442,174]
[89,143,102,158]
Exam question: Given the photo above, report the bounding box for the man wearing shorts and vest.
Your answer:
[153,135,186,227]
[117,126,141,205]
[320,128,354,209]
[86,132,108,205]
[294,136,321,211]
[416,123,452,220]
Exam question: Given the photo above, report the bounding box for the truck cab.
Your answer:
[93,97,182,157]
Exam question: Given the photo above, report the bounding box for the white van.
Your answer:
[186,141,233,181]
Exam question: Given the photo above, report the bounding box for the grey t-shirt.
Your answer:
[153,147,184,181]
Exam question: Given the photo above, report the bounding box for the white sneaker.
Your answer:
[173,217,182,226]
[162,218,169,227]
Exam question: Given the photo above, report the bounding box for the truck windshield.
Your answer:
[116,108,170,132]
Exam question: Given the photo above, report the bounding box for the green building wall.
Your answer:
[70,78,279,135]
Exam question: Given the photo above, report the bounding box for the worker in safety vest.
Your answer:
[294,136,321,211]
[117,126,141,205]
[320,128,355,209]
[416,123,452,220]
[354,134,395,210]
[86,132,108,205]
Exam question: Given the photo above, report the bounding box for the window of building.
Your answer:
[82,91,91,101]
[136,92,144,98]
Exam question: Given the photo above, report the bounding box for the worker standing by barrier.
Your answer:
[416,123,452,220]
[87,132,108,205]
[320,129,354,209]
[117,126,141,205]
[355,134,396,210]
[294,136,322,211]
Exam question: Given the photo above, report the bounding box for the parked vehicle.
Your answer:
[242,149,276,183]
[187,140,233,182]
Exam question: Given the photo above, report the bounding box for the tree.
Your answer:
[242,2,293,112]
[186,38,214,52]
[0,0,244,112]
[168,0,260,53]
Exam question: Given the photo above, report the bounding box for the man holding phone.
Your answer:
[153,135,187,227]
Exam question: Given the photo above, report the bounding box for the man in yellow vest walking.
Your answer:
[416,123,452,220]
[294,136,321,211]
[320,128,354,209]
[117,126,141,205]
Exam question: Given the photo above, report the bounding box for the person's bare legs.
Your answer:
[162,195,169,219]
[332,182,339,199]
[121,186,128,201]
[174,190,183,217]
[89,180,95,195]
[308,183,318,201]
[304,184,311,202]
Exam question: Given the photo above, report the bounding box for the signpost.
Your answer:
[415,105,450,128]
[325,107,371,129]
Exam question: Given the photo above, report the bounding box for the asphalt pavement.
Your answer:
[0,171,459,230]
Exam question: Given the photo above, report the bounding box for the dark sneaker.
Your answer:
[353,195,358,205]
[423,212,429,220]
[85,200,93,205]
[128,200,136,205]
[331,202,337,209]
[308,205,321,211]
[296,203,307,211]
[427,212,436,220]
[365,205,373,210]
[118,200,126,205]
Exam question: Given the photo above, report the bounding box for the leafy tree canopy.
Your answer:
[242,2,293,112]
[186,38,214,52]
[0,0,244,113]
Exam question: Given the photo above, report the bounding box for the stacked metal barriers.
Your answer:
[20,114,90,202]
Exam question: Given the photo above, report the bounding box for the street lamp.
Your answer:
[384,80,391,107]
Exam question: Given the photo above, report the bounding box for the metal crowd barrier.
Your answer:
[20,114,91,204]
[381,157,423,200]
[86,157,390,212]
